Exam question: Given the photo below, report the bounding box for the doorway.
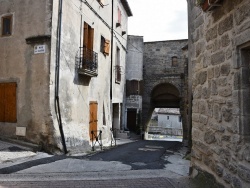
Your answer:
[127,109,137,132]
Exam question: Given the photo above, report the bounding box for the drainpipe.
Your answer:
[110,0,114,128]
[55,0,67,154]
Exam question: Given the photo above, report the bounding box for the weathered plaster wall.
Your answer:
[188,0,250,187]
[112,0,129,104]
[142,40,188,140]
[126,35,144,80]
[50,0,131,151]
[123,35,144,130]
[0,0,53,146]
[50,0,114,151]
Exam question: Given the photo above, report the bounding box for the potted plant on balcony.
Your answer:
[196,0,221,12]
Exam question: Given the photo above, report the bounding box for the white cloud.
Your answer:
[127,0,188,42]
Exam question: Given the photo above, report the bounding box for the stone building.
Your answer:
[123,35,144,134]
[0,0,132,153]
[188,0,250,187]
[142,40,189,143]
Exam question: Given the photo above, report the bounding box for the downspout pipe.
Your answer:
[55,0,67,154]
[110,0,114,128]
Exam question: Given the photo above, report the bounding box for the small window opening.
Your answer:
[2,15,12,36]
[172,56,178,67]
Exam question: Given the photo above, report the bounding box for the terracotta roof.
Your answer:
[157,108,180,115]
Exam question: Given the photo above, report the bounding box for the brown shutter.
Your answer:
[0,83,5,122]
[83,22,89,48]
[0,82,17,122]
[89,27,94,51]
[4,83,17,122]
[89,101,98,140]
[103,39,110,55]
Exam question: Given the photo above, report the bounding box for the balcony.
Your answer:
[76,47,98,77]
[115,65,122,83]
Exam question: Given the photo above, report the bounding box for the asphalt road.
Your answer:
[84,140,182,170]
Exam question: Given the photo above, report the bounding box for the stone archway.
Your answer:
[142,40,189,144]
[142,82,188,144]
[151,83,180,108]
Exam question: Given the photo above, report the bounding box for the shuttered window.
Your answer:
[100,35,110,56]
[126,80,143,96]
[83,22,94,51]
[0,82,17,123]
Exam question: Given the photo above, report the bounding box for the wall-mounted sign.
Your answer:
[34,45,46,54]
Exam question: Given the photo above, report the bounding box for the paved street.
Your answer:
[0,139,193,188]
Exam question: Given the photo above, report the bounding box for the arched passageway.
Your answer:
[142,83,188,144]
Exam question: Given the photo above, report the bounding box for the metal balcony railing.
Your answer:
[76,46,98,77]
[115,65,121,83]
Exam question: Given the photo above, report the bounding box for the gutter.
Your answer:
[110,0,114,129]
[55,0,67,154]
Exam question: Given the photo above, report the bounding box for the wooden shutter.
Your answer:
[103,39,110,55]
[89,27,94,51]
[0,83,5,122]
[89,101,98,140]
[0,82,17,122]
[83,22,89,48]
[4,83,17,122]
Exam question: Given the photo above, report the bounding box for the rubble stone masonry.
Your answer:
[188,0,250,187]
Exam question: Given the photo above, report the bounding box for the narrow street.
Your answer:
[0,139,194,188]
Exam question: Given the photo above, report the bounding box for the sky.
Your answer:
[126,0,188,42]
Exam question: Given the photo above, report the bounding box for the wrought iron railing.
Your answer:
[91,130,102,151]
[76,46,98,76]
[115,65,121,83]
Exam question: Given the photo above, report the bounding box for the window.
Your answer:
[172,56,178,67]
[1,15,12,36]
[83,22,94,51]
[83,22,94,63]
[100,35,110,56]
[116,8,122,27]
[115,47,121,83]
[0,82,17,123]
[126,80,143,96]
[179,116,182,122]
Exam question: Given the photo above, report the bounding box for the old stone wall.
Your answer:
[142,40,188,141]
[188,0,250,187]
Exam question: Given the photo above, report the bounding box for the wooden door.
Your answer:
[89,101,98,140]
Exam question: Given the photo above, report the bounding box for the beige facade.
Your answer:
[188,0,250,187]
[0,0,132,153]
